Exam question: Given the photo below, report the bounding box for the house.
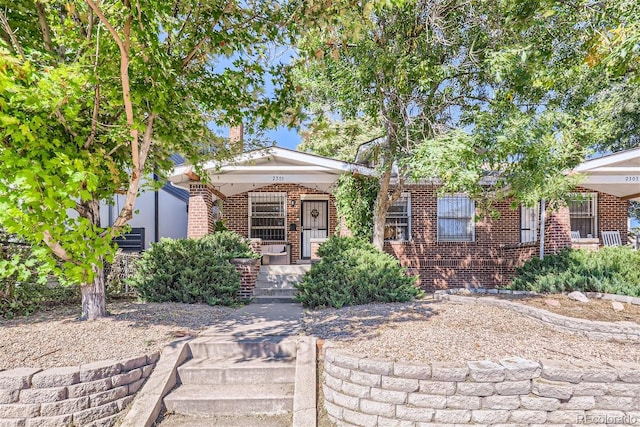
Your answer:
[100,155,190,251]
[167,142,637,290]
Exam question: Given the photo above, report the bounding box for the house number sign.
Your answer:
[625,176,639,182]
[272,175,285,182]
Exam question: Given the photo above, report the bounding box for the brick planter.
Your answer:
[230,258,261,299]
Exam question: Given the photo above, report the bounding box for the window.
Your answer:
[248,192,286,241]
[520,203,540,243]
[385,193,411,241]
[568,192,597,238]
[437,195,475,242]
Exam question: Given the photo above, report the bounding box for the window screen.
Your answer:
[249,192,286,241]
[385,193,411,241]
[437,195,475,242]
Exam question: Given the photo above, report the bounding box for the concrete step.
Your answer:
[253,287,297,297]
[177,357,296,385]
[255,275,305,287]
[259,265,311,275]
[254,278,301,289]
[158,413,292,427]
[252,296,296,304]
[164,383,294,416]
[187,337,298,360]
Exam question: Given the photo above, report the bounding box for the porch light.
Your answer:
[291,199,296,207]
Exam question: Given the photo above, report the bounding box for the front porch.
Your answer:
[168,147,372,265]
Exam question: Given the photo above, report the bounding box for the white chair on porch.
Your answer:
[601,231,622,247]
[570,231,581,240]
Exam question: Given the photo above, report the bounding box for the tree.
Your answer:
[295,0,622,249]
[0,0,299,319]
[297,117,382,162]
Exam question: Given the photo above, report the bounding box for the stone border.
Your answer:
[322,345,640,426]
[119,338,191,427]
[293,337,317,427]
[0,352,159,427]
[434,290,640,341]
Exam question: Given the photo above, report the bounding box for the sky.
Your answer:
[265,127,301,150]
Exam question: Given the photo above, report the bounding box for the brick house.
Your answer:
[168,146,638,290]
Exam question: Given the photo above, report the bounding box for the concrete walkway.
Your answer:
[129,302,313,427]
[199,302,305,337]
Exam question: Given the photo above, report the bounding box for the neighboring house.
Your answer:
[168,144,637,289]
[100,154,190,251]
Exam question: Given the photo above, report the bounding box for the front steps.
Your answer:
[162,335,316,426]
[253,265,310,303]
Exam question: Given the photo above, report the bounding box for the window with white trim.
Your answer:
[437,195,475,242]
[568,192,597,238]
[520,203,540,243]
[385,193,411,241]
[248,192,286,241]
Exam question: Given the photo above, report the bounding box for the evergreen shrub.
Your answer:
[507,246,640,296]
[294,236,422,308]
[130,232,257,305]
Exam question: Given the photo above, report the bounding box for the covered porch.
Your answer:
[572,148,640,249]
[169,147,373,264]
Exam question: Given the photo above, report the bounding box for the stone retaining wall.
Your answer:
[435,290,640,341]
[323,347,640,426]
[0,353,158,427]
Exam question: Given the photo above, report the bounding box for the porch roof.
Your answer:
[168,146,374,197]
[573,148,640,202]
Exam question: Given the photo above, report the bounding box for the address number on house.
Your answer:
[625,176,639,182]
[272,175,286,182]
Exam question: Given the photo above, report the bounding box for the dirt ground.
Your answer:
[486,293,640,323]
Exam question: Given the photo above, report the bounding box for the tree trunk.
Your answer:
[372,165,394,251]
[80,263,107,320]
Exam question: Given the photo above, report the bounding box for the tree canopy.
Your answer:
[0,0,300,319]
[294,0,638,248]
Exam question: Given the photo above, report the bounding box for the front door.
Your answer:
[301,200,328,258]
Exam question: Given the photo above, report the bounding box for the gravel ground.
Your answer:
[3,296,639,371]
[0,301,236,370]
[303,298,640,364]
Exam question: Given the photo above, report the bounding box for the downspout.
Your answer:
[154,174,159,244]
[539,199,546,260]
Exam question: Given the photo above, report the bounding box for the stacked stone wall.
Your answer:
[0,353,158,427]
[323,348,640,426]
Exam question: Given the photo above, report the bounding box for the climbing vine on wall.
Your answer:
[334,174,379,240]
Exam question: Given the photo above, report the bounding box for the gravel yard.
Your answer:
[2,295,639,371]
[303,298,640,364]
[0,301,236,370]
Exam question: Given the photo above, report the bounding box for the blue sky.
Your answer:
[265,127,301,150]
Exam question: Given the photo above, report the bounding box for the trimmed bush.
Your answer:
[130,232,257,306]
[294,236,422,308]
[507,246,640,296]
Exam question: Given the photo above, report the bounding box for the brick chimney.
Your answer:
[229,124,244,154]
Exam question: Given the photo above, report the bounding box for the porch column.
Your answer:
[187,183,214,238]
[544,205,571,255]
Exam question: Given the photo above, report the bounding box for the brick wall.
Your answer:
[187,184,214,238]
[220,184,338,263]
[383,185,630,290]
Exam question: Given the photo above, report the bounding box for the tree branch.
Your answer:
[35,1,53,53]
[43,231,71,261]
[85,0,139,171]
[0,10,26,60]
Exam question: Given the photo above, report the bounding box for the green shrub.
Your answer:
[294,236,422,308]
[1,231,79,318]
[507,247,640,296]
[129,232,257,305]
